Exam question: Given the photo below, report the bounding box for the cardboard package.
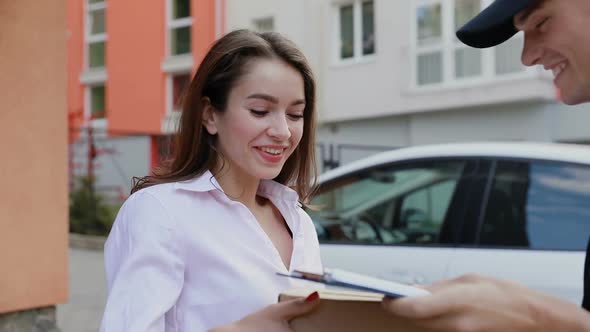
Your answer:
[279,288,422,332]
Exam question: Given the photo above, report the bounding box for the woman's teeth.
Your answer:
[259,147,282,155]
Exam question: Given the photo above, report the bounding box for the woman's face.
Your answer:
[205,58,306,181]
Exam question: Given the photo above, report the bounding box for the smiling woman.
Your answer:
[201,58,307,183]
[99,30,322,332]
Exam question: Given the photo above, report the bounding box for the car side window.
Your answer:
[479,161,590,250]
[396,180,458,244]
[307,160,467,245]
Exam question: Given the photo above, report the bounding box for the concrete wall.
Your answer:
[224,0,559,121]
[224,0,590,172]
[553,103,590,143]
[225,0,325,96]
[0,307,59,331]
[0,0,68,314]
[70,134,151,199]
[319,0,556,122]
[317,100,590,166]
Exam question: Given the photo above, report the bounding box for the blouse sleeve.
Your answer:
[100,191,185,332]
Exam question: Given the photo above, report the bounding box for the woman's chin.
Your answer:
[251,165,284,181]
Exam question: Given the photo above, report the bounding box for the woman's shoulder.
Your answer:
[115,185,176,224]
[119,174,218,220]
[135,179,182,195]
[127,174,208,205]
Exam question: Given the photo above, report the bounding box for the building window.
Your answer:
[339,4,354,59]
[336,0,375,61]
[253,17,274,32]
[453,0,482,79]
[494,36,526,75]
[86,0,106,68]
[168,0,192,56]
[416,2,443,84]
[90,85,106,119]
[362,1,375,55]
[414,0,526,87]
[171,73,191,112]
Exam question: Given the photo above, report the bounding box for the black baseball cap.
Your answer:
[456,0,537,48]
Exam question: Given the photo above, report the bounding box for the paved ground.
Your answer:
[57,248,106,332]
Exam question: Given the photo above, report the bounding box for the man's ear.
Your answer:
[201,97,218,135]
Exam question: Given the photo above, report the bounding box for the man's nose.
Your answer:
[521,33,543,67]
[267,114,291,140]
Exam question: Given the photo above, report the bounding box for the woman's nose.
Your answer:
[267,114,291,140]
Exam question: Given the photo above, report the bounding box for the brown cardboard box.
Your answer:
[279,288,422,332]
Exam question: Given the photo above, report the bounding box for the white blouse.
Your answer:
[99,171,323,332]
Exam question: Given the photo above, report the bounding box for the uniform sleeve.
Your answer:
[582,236,590,310]
[100,191,185,332]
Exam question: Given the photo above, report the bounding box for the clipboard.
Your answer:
[277,268,430,298]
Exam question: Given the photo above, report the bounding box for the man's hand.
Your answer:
[382,274,590,332]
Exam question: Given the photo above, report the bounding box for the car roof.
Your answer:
[319,142,590,182]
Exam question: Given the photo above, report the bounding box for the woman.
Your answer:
[99,29,322,331]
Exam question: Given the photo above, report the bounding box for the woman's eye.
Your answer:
[288,114,304,120]
[250,110,268,116]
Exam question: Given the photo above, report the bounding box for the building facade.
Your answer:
[67,0,221,198]
[225,0,590,171]
[67,0,590,188]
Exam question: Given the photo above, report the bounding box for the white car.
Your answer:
[306,142,590,304]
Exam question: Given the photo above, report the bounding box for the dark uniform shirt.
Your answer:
[583,237,590,310]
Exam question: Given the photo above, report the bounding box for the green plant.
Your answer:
[69,176,120,236]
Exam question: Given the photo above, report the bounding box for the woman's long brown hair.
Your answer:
[132,29,318,202]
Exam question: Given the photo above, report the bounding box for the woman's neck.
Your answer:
[213,164,261,210]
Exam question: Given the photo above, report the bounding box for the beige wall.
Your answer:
[0,0,68,313]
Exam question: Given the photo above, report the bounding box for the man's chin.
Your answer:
[559,86,590,105]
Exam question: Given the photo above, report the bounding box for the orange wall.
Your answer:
[67,0,218,136]
[67,0,84,142]
[0,0,68,313]
[192,0,218,69]
[107,0,166,135]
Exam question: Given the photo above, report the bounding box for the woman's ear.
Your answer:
[201,97,218,135]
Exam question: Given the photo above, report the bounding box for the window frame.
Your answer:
[161,68,191,134]
[253,16,275,32]
[161,0,193,133]
[166,71,192,115]
[83,82,107,131]
[332,0,376,65]
[166,0,193,57]
[82,0,108,127]
[411,0,534,90]
[84,0,107,69]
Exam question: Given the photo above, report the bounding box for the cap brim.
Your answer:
[456,0,535,49]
